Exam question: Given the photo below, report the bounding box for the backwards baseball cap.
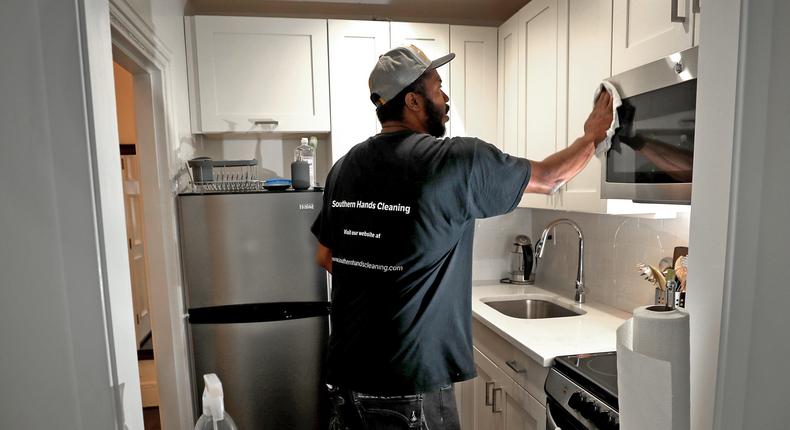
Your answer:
[368,45,455,107]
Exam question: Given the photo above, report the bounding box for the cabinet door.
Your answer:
[612,0,694,74]
[471,348,504,430]
[187,16,330,133]
[450,26,497,144]
[516,0,565,209]
[390,22,452,135]
[498,15,519,155]
[328,20,390,163]
[473,347,546,430]
[502,382,546,430]
[555,0,612,213]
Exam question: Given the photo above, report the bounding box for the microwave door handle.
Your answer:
[671,0,687,23]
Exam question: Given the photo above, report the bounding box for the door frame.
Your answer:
[109,2,194,428]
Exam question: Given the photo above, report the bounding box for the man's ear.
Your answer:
[404,92,422,112]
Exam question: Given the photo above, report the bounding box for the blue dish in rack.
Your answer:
[263,178,292,191]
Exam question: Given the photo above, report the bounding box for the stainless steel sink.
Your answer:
[483,299,582,319]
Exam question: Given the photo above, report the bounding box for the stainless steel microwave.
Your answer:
[602,46,698,204]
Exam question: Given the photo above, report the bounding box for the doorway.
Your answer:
[109,11,195,428]
[111,60,160,429]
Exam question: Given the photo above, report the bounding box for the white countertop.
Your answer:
[471,281,631,367]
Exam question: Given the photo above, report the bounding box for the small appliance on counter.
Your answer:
[500,235,534,285]
[545,352,619,429]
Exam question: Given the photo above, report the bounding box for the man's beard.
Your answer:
[425,98,449,138]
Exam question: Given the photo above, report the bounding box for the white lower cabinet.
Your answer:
[460,319,548,430]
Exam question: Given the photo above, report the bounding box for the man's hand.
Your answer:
[525,88,614,195]
[316,243,333,274]
[584,89,614,145]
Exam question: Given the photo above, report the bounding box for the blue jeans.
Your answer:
[327,384,460,430]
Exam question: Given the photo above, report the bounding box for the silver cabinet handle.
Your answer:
[251,119,279,126]
[485,381,495,406]
[671,0,687,23]
[492,387,503,413]
[506,360,527,374]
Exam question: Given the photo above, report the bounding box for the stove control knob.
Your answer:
[592,410,614,428]
[568,392,583,410]
[579,401,598,419]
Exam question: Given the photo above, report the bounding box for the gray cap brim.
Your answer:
[429,53,456,70]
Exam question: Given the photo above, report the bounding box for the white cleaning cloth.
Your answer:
[593,81,622,158]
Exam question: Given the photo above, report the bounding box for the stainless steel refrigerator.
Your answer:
[178,191,329,429]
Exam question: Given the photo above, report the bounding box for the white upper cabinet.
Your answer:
[390,22,451,134]
[328,20,390,163]
[555,0,613,213]
[449,26,497,145]
[515,0,566,210]
[185,16,330,134]
[498,15,519,157]
[612,0,695,75]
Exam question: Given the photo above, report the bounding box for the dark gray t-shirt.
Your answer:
[311,131,531,395]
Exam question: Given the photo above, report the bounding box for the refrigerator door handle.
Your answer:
[188,301,331,324]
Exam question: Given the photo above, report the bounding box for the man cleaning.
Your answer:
[312,45,613,429]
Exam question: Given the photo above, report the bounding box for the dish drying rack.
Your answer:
[187,158,265,192]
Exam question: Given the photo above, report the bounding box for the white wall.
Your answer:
[530,209,690,313]
[0,0,135,428]
[686,0,741,428]
[712,0,790,427]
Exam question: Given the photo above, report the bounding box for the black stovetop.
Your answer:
[554,351,618,409]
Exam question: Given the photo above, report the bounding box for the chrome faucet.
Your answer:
[536,219,586,304]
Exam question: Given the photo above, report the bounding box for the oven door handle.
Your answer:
[546,403,562,430]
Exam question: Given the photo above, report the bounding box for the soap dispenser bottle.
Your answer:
[292,137,313,190]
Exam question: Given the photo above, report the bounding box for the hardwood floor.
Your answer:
[143,407,161,430]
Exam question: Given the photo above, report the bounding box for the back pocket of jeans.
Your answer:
[358,397,423,429]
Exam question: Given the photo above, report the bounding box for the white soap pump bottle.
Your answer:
[194,374,238,430]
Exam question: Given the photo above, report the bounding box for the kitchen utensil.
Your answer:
[658,256,674,273]
[637,263,666,290]
[675,255,688,292]
[672,246,689,267]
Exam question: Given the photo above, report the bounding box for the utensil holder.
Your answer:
[655,288,686,308]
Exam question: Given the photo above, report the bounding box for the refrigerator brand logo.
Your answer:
[299,203,315,210]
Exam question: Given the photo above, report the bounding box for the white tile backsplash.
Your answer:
[472,209,533,281]
[529,209,691,314]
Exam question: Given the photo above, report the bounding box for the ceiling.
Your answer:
[186,0,531,26]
